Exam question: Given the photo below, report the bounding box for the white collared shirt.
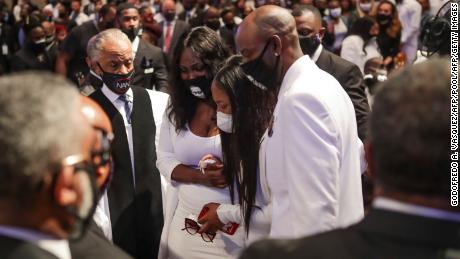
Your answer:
[0,226,71,259]
[373,197,460,222]
[95,84,169,241]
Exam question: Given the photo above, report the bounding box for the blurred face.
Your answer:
[179,47,208,81]
[183,0,196,11]
[341,0,351,11]
[119,8,140,30]
[370,22,379,36]
[71,1,81,12]
[243,5,253,17]
[378,2,393,16]
[101,7,117,26]
[211,81,232,114]
[141,8,154,23]
[30,27,46,42]
[329,0,340,9]
[96,41,134,75]
[295,11,322,38]
[222,12,235,26]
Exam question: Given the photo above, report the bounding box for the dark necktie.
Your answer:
[118,94,132,124]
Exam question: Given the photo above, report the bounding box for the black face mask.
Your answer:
[58,12,67,19]
[28,39,47,53]
[103,19,116,29]
[377,14,392,26]
[122,26,141,41]
[241,40,280,91]
[52,158,99,240]
[98,63,134,94]
[299,34,321,56]
[205,19,221,31]
[184,75,213,100]
[164,13,175,22]
[225,23,235,31]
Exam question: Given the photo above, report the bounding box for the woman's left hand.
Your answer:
[197,203,225,234]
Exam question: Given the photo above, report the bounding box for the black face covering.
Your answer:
[164,13,175,22]
[377,14,392,26]
[184,75,213,99]
[122,26,141,41]
[28,39,46,53]
[98,63,134,95]
[52,159,100,240]
[205,19,221,31]
[241,40,280,91]
[225,23,235,31]
[299,34,321,56]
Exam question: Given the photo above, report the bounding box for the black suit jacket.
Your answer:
[240,208,460,259]
[316,47,370,140]
[158,20,189,66]
[132,39,169,92]
[0,235,58,259]
[70,220,133,259]
[10,47,54,73]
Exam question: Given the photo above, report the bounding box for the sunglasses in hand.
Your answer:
[182,218,216,242]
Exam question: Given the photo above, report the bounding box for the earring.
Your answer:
[274,53,280,57]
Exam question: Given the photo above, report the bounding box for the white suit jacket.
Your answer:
[260,55,364,239]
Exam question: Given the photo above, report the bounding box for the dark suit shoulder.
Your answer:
[138,40,163,56]
[317,49,362,81]
[70,228,133,259]
[0,236,59,259]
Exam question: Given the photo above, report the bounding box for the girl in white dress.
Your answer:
[157,27,245,259]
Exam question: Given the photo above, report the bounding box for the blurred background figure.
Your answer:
[0,72,97,259]
[341,16,381,73]
[396,0,422,63]
[376,0,402,70]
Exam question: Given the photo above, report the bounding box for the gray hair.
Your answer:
[87,28,132,61]
[0,72,83,202]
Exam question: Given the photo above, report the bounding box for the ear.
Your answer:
[271,34,283,56]
[53,166,78,207]
[318,27,326,41]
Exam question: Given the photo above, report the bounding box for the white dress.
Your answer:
[157,112,245,259]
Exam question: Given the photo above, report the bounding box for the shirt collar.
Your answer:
[0,225,71,259]
[101,84,133,103]
[373,197,460,222]
[311,44,323,63]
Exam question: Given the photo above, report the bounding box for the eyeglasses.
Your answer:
[181,218,216,242]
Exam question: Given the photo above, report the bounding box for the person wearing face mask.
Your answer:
[197,55,273,247]
[376,0,402,70]
[158,0,190,67]
[88,28,169,259]
[69,96,134,259]
[341,16,382,73]
[219,8,239,54]
[11,21,54,72]
[56,3,117,85]
[292,4,369,141]
[156,27,245,259]
[236,5,364,239]
[324,0,348,54]
[116,3,169,92]
[356,0,377,17]
[41,21,58,67]
[139,6,162,46]
[0,72,98,259]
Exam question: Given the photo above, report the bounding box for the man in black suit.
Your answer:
[10,21,55,72]
[70,96,133,259]
[0,72,99,259]
[293,4,370,140]
[88,28,168,259]
[157,0,189,67]
[240,59,459,259]
[177,0,204,28]
[117,3,168,92]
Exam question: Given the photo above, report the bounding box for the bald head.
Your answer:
[80,96,112,134]
[162,0,176,14]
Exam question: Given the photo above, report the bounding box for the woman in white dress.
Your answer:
[157,27,244,259]
[341,16,382,73]
[197,56,273,247]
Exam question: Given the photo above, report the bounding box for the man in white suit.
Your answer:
[236,5,364,239]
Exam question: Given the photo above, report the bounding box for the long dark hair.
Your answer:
[167,26,230,131]
[214,55,275,234]
[377,0,402,39]
[348,16,377,55]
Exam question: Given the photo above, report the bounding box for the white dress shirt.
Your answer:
[93,85,169,241]
[261,55,364,239]
[341,35,382,73]
[397,0,422,63]
[0,225,71,259]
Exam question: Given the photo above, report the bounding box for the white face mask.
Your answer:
[217,111,233,133]
[359,2,372,12]
[329,7,342,18]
